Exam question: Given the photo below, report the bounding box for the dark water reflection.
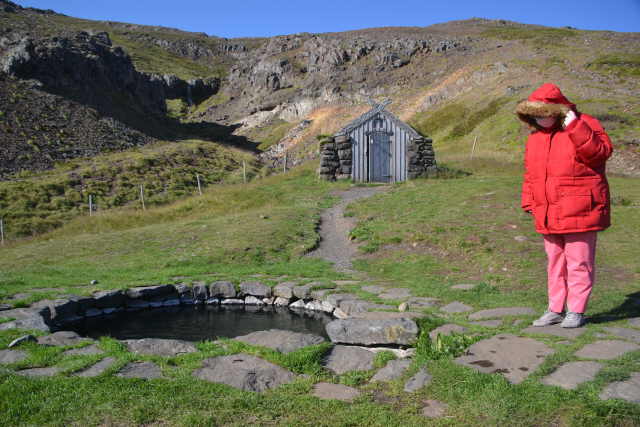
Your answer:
[66,306,332,342]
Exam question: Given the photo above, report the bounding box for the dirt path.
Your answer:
[306,185,389,273]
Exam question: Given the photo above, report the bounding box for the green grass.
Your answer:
[1,158,639,424]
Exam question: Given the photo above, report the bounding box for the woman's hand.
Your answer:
[563,110,577,128]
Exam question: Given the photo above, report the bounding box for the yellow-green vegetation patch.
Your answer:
[191,92,231,115]
[481,24,580,43]
[244,119,298,151]
[587,53,640,78]
[165,98,188,119]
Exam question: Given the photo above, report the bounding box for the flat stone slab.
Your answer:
[116,361,163,379]
[454,334,554,384]
[541,361,603,390]
[422,400,448,418]
[521,324,588,339]
[451,284,476,290]
[440,302,473,313]
[233,329,325,353]
[323,345,375,374]
[0,349,28,364]
[629,318,640,328]
[429,324,468,340]
[371,359,412,382]
[334,280,361,286]
[123,338,198,357]
[17,367,60,377]
[602,327,640,343]
[404,367,432,392]
[574,340,640,360]
[361,285,385,294]
[469,320,502,328]
[193,354,295,392]
[312,382,361,402]
[468,307,536,320]
[37,331,89,347]
[350,311,423,320]
[326,318,419,345]
[407,297,439,309]
[338,299,394,315]
[74,357,116,377]
[377,288,412,300]
[599,372,640,404]
[63,344,104,356]
[0,303,11,311]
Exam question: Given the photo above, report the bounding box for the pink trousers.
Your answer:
[543,231,597,314]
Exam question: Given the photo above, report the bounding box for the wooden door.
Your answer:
[369,131,391,182]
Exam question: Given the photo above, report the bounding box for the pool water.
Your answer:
[65,305,332,342]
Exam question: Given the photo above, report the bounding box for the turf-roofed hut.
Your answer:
[319,101,436,182]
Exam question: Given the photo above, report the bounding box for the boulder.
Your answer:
[273,282,297,299]
[274,297,290,306]
[245,296,265,305]
[239,281,272,298]
[209,281,236,298]
[326,318,419,345]
[193,354,296,392]
[192,281,209,303]
[126,285,176,300]
[234,329,325,353]
[92,290,126,308]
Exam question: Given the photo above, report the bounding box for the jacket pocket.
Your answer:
[559,187,592,217]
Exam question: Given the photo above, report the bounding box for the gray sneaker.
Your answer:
[532,311,563,327]
[561,312,585,328]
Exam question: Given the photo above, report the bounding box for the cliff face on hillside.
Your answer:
[0,11,220,176]
[1,0,639,180]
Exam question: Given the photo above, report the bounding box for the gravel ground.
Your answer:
[306,185,389,273]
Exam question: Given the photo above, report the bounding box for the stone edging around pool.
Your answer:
[0,281,421,347]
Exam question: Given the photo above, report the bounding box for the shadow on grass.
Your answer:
[588,291,640,324]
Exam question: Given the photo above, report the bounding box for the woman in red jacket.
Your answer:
[516,83,613,328]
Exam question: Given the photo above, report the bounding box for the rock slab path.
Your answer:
[454,334,554,384]
[306,186,389,272]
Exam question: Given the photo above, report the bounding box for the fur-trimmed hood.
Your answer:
[516,83,577,130]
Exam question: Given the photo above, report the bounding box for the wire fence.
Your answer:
[0,156,295,245]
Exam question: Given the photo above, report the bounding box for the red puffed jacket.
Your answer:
[516,83,613,234]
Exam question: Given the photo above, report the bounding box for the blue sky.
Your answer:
[15,0,640,38]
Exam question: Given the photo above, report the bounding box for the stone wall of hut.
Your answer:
[319,134,436,181]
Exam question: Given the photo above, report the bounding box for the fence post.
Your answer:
[470,135,478,160]
[0,218,4,246]
[243,160,247,184]
[140,184,146,211]
[283,152,287,173]
[89,194,93,217]
[196,174,202,196]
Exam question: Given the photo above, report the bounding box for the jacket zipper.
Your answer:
[543,131,555,229]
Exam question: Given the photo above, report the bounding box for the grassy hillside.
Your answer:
[0,140,260,238]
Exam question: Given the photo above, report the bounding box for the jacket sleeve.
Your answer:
[565,115,613,168]
[521,139,533,212]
